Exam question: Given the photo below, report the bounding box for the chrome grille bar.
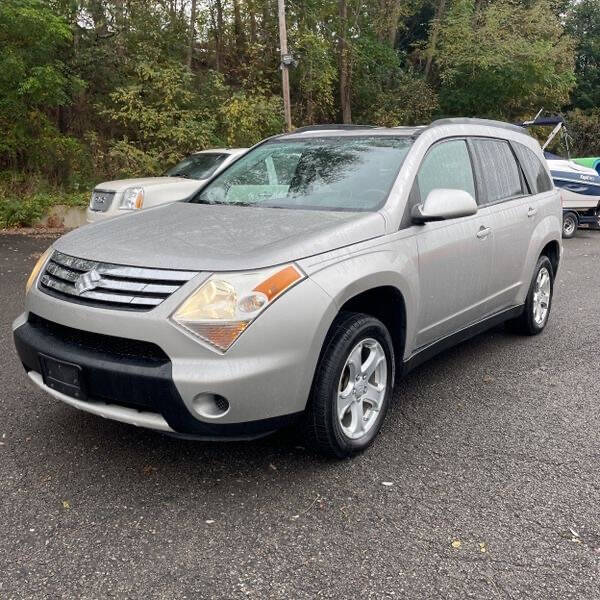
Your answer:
[39,251,198,310]
[51,251,197,282]
[89,190,116,213]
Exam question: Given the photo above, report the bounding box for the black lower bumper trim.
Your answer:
[14,314,300,438]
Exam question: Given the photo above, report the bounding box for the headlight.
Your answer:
[171,264,305,351]
[26,247,52,294]
[119,187,144,210]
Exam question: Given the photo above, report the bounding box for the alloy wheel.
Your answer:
[532,267,551,326]
[336,338,387,440]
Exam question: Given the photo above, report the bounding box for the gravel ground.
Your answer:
[1,231,599,599]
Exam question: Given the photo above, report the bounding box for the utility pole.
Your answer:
[277,0,292,131]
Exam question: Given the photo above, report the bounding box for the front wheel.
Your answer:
[506,256,554,335]
[303,312,395,458]
[562,212,578,239]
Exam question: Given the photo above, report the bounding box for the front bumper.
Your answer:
[86,207,122,224]
[14,273,336,437]
[14,314,302,438]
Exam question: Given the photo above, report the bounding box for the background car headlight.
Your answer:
[119,187,144,210]
[26,247,52,294]
[171,264,304,351]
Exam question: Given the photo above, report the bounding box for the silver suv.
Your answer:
[13,119,562,457]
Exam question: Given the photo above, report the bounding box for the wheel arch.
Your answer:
[540,239,560,275]
[337,285,407,372]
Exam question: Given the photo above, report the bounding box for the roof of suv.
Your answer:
[278,118,529,140]
[192,148,248,155]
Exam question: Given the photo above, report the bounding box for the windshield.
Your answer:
[165,153,228,180]
[190,136,413,211]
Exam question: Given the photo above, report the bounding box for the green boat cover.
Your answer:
[572,157,600,173]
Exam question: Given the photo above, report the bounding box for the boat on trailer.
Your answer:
[547,153,600,211]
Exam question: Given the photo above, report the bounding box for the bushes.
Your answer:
[220,91,284,147]
[0,172,88,228]
[566,109,600,157]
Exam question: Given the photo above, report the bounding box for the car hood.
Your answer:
[96,177,202,191]
[54,203,386,271]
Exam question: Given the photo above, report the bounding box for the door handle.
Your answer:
[527,206,538,218]
[476,226,491,239]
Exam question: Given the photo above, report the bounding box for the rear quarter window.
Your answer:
[469,138,524,205]
[512,142,553,194]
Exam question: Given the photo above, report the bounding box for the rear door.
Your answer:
[413,139,494,349]
[467,138,534,313]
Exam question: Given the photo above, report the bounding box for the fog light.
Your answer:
[191,393,230,419]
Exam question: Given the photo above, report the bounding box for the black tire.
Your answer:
[303,312,395,458]
[506,255,554,336]
[562,212,578,239]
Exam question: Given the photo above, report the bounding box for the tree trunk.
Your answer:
[233,0,245,55]
[187,0,197,69]
[211,0,224,72]
[387,0,402,47]
[424,0,447,81]
[338,0,352,124]
[247,0,257,44]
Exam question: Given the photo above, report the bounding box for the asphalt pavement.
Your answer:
[1,231,599,599]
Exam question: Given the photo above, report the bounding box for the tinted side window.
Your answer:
[470,138,523,205]
[512,142,553,194]
[417,139,476,201]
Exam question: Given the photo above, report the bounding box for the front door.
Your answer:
[412,139,494,349]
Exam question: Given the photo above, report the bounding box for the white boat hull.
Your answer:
[548,159,600,212]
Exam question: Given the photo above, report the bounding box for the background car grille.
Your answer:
[89,190,116,212]
[38,251,198,310]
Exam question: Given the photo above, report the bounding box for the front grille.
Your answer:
[39,251,198,310]
[89,190,116,212]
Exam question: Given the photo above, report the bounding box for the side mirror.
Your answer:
[411,188,478,224]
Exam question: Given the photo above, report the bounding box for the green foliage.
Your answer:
[565,0,600,110]
[0,171,87,228]
[220,92,284,147]
[0,0,598,227]
[291,31,337,124]
[0,0,83,172]
[101,61,220,171]
[565,109,600,157]
[352,38,437,126]
[434,0,576,119]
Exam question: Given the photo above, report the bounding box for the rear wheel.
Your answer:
[506,256,554,335]
[303,312,394,458]
[562,212,578,239]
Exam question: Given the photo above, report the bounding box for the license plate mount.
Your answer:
[39,354,86,400]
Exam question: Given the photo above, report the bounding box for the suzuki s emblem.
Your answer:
[75,269,102,295]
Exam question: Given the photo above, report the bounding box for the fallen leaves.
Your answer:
[62,500,70,510]
[451,539,489,554]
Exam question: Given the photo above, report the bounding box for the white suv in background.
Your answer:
[86,148,247,223]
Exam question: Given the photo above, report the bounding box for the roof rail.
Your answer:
[291,124,377,133]
[428,117,527,135]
